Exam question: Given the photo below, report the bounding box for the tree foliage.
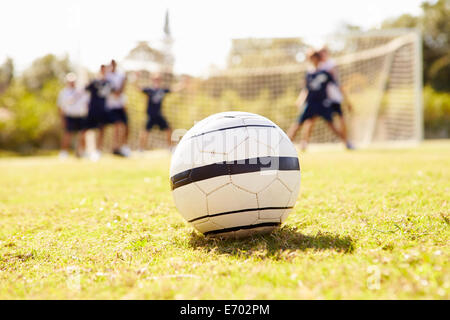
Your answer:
[227,38,308,68]
[381,0,450,92]
[0,58,14,93]
[0,55,68,151]
[0,78,62,151]
[22,54,71,91]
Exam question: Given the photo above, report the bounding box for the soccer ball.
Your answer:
[170,111,301,238]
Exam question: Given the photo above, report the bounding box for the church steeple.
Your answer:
[122,9,174,73]
[163,9,171,39]
[162,9,174,73]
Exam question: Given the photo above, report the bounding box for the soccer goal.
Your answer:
[121,29,423,150]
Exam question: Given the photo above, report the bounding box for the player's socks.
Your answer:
[75,150,87,158]
[300,140,308,151]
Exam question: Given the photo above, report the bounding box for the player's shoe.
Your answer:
[89,150,101,162]
[113,149,125,157]
[113,146,131,157]
[120,145,131,157]
[346,141,355,150]
[59,150,69,159]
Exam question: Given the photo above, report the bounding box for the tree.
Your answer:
[0,57,14,93]
[381,0,450,91]
[22,54,71,90]
[381,14,419,29]
[227,38,308,69]
[421,0,450,91]
[0,54,66,151]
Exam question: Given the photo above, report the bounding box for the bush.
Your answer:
[423,86,450,138]
[0,79,62,152]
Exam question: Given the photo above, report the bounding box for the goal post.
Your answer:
[120,29,423,150]
[327,29,423,147]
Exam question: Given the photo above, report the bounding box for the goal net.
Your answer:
[115,29,422,150]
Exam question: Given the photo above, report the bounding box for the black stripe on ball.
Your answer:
[189,206,293,223]
[189,124,276,139]
[203,222,281,236]
[170,156,299,190]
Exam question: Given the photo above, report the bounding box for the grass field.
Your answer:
[0,141,449,299]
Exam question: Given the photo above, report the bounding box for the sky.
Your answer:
[1,0,425,75]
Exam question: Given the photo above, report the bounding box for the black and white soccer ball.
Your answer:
[170,111,300,238]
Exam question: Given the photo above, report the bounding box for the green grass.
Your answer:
[0,141,449,299]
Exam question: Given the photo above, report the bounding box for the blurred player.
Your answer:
[57,73,89,158]
[85,65,111,159]
[137,73,185,150]
[318,46,354,149]
[106,59,130,157]
[287,50,351,150]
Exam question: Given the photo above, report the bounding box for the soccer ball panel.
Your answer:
[242,117,276,126]
[277,171,301,192]
[276,136,299,157]
[258,208,285,220]
[172,184,207,222]
[276,126,292,141]
[193,219,224,233]
[247,127,281,150]
[195,127,249,155]
[207,183,257,215]
[280,208,293,224]
[195,176,231,195]
[231,171,277,193]
[287,179,301,207]
[222,127,249,154]
[257,179,291,208]
[210,211,259,229]
[193,150,227,168]
[169,138,196,177]
[184,112,242,139]
[194,116,244,134]
[226,137,275,162]
[184,117,214,139]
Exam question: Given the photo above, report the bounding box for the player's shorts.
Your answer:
[64,116,86,132]
[108,108,128,125]
[85,108,109,129]
[146,114,169,131]
[331,102,343,116]
[298,103,333,124]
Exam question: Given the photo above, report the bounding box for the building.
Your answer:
[122,9,174,74]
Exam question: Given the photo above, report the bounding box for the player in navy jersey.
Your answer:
[106,59,130,157]
[85,65,110,157]
[318,46,354,149]
[287,50,352,150]
[137,73,186,150]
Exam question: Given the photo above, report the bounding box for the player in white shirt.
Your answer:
[318,46,354,149]
[106,59,130,157]
[57,73,89,158]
